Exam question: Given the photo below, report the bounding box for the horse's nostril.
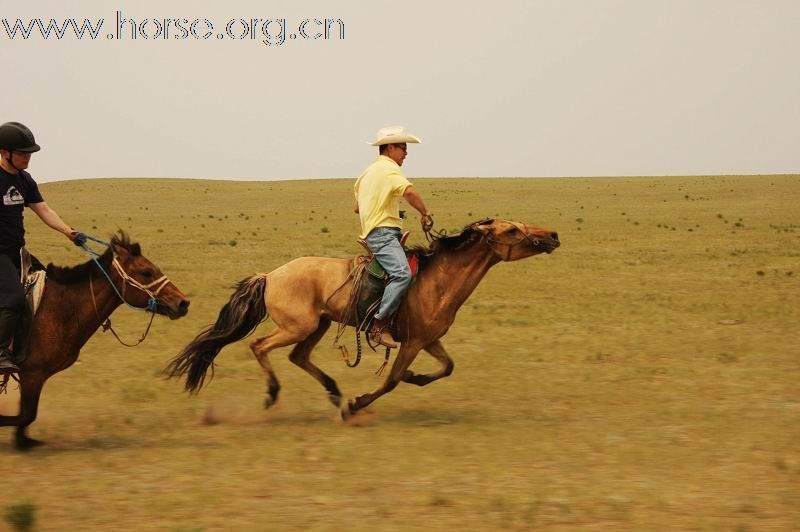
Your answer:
[179,300,190,313]
[551,232,559,241]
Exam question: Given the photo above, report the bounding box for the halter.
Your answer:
[480,221,543,261]
[110,255,171,309]
[80,234,174,347]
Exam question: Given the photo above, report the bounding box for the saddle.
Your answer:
[333,231,419,372]
[12,248,47,363]
[352,231,418,330]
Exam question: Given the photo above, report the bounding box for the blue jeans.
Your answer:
[365,227,412,321]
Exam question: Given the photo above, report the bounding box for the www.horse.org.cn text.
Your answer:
[1,10,346,47]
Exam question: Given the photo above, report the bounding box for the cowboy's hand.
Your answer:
[421,213,434,233]
[69,230,87,247]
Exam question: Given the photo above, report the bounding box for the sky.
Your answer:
[1,0,798,182]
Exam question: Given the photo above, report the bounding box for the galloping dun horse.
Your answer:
[0,232,190,450]
[166,218,559,418]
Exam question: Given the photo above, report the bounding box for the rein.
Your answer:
[78,234,172,347]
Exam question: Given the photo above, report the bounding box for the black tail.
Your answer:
[165,275,268,393]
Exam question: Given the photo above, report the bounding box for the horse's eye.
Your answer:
[142,270,154,279]
[508,227,519,235]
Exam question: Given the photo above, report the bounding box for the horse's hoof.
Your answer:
[264,395,277,410]
[340,400,356,420]
[15,436,45,451]
[341,404,377,426]
[328,393,342,408]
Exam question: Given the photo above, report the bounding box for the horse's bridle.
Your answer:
[88,254,174,346]
[109,255,172,306]
[479,221,543,261]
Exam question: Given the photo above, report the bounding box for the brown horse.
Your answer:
[0,232,190,450]
[166,218,558,418]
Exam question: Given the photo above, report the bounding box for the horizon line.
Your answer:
[36,173,799,184]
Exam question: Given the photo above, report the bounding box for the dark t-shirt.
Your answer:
[0,168,44,252]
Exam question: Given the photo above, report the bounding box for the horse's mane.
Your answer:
[408,219,489,269]
[46,231,141,284]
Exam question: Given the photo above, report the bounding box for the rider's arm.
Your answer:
[28,202,75,241]
[403,186,429,217]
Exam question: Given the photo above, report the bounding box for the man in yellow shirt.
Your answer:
[354,126,433,348]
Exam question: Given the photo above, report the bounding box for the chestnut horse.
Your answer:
[0,232,190,450]
[166,218,559,418]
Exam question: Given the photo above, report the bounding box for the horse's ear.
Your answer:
[473,218,495,235]
[113,244,130,260]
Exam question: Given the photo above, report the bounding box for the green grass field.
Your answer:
[1,175,798,531]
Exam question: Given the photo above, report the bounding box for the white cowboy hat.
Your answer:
[368,126,421,146]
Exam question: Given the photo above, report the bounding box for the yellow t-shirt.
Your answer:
[354,155,413,239]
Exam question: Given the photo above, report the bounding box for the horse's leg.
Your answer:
[402,339,454,387]
[0,382,22,428]
[14,374,46,451]
[250,326,314,409]
[344,341,423,418]
[287,318,342,407]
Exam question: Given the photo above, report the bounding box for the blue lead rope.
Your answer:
[75,232,158,312]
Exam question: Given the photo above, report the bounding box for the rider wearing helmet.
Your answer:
[0,122,84,374]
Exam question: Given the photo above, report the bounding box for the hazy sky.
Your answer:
[2,0,798,182]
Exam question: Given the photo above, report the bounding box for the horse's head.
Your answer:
[472,218,560,261]
[110,233,190,319]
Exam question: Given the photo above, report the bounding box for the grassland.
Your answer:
[0,175,798,531]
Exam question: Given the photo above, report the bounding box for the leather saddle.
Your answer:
[13,248,47,363]
[352,231,418,331]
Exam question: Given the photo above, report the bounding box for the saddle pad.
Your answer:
[24,270,46,316]
[20,248,46,317]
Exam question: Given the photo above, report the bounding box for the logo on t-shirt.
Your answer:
[3,186,24,206]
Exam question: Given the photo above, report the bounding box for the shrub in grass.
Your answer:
[4,502,36,532]
[321,227,329,233]
[229,240,237,247]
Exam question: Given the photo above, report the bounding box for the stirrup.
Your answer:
[0,358,21,374]
[369,326,399,349]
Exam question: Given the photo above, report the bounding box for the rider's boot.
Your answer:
[0,309,21,374]
[368,317,400,349]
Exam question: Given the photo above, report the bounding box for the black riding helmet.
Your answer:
[0,122,41,153]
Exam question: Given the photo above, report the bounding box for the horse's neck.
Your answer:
[429,241,498,311]
[45,275,122,348]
